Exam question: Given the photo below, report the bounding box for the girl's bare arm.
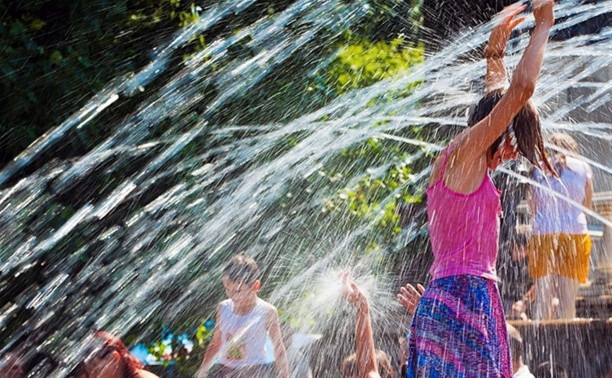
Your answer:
[584,177,593,209]
[485,4,526,93]
[452,1,554,170]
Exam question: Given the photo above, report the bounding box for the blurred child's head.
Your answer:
[341,350,395,378]
[506,323,524,373]
[468,89,554,173]
[70,331,143,378]
[223,253,262,306]
[548,132,578,153]
[534,361,568,378]
[547,132,579,173]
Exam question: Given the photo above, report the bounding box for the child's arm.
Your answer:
[354,294,378,378]
[197,306,223,378]
[485,4,526,93]
[397,283,425,316]
[265,307,290,378]
[526,184,537,222]
[584,175,593,210]
[452,1,554,167]
[342,273,378,378]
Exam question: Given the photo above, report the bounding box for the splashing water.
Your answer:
[0,0,610,376]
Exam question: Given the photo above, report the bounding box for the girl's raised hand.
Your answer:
[533,0,555,27]
[485,3,527,58]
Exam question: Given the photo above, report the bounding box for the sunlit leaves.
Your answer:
[304,28,427,249]
[327,37,424,95]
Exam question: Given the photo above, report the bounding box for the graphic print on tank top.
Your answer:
[225,332,247,362]
[426,144,502,280]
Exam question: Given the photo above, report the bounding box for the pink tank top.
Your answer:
[426,145,502,281]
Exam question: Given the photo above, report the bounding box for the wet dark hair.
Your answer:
[375,350,394,378]
[534,361,569,378]
[223,253,261,286]
[467,89,555,174]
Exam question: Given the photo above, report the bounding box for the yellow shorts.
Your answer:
[526,233,592,283]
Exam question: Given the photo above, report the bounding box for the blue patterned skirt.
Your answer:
[406,275,511,377]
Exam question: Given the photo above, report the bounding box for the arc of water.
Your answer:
[49,0,365,196]
[0,0,266,188]
[2,0,369,282]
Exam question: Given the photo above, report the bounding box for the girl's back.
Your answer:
[427,146,502,281]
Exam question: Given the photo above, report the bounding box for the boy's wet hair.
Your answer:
[374,350,394,378]
[468,89,555,175]
[223,253,261,285]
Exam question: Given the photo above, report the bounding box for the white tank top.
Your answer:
[532,157,592,235]
[218,298,271,368]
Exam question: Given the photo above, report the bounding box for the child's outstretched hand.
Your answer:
[397,283,425,315]
[533,0,555,27]
[340,271,368,309]
[485,3,527,58]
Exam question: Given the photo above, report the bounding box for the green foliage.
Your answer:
[309,34,426,247]
[323,136,426,244]
[195,322,215,348]
[0,0,204,166]
[278,301,318,331]
[328,37,424,95]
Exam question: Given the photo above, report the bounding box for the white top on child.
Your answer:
[218,297,274,368]
[532,156,592,235]
[513,364,535,378]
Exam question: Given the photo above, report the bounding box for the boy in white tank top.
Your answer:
[197,254,290,378]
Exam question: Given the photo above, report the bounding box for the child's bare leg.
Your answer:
[556,275,579,318]
[534,275,554,320]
